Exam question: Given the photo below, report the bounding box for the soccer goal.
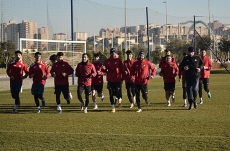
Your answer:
[19,38,86,64]
[19,38,87,85]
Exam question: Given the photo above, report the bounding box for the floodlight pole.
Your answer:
[124,0,127,60]
[163,1,168,42]
[71,0,75,85]
[194,15,196,53]
[146,7,150,61]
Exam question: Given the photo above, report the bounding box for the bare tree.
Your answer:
[0,41,16,66]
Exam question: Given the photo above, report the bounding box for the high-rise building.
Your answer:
[5,20,19,48]
[52,33,67,40]
[38,27,49,50]
[18,20,37,49]
[73,32,87,41]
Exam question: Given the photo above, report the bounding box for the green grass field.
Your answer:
[0,74,229,150]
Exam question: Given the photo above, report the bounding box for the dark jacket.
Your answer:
[180,55,204,79]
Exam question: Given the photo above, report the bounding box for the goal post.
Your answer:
[19,38,87,85]
[19,38,86,53]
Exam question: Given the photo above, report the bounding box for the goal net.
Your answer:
[19,38,86,68]
[19,38,86,85]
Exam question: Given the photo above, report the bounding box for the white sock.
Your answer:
[184,99,187,104]
[200,97,203,101]
[38,106,41,109]
[112,104,115,108]
[57,104,61,110]
[93,102,97,106]
[167,100,170,104]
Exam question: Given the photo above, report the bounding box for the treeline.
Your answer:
[1,35,230,68]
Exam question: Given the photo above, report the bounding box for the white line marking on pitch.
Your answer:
[0,130,228,139]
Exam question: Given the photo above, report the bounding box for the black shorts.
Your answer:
[107,82,122,90]
[164,82,175,91]
[31,83,44,95]
[135,84,148,94]
[77,85,91,95]
[125,83,135,89]
[91,85,103,94]
[199,78,209,85]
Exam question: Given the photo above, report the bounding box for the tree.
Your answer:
[196,35,212,52]
[165,38,190,62]
[131,44,148,59]
[218,37,230,60]
[0,41,16,67]
[117,50,124,61]
[151,46,163,64]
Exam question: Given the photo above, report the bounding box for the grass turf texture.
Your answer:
[0,74,229,150]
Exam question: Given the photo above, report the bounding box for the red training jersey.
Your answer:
[50,61,74,85]
[159,62,178,83]
[131,59,156,85]
[159,55,176,68]
[103,57,125,82]
[200,56,212,78]
[123,59,136,83]
[6,60,29,82]
[92,61,105,85]
[29,61,50,85]
[75,61,96,86]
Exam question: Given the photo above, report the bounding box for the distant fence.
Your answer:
[1,0,229,52]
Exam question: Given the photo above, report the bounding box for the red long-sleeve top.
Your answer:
[200,56,212,78]
[103,57,125,82]
[159,55,176,68]
[130,59,156,85]
[92,61,105,85]
[6,60,29,82]
[123,59,136,83]
[75,61,96,86]
[50,61,73,85]
[29,61,50,85]
[159,62,178,83]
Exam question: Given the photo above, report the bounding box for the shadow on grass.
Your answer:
[0,103,190,114]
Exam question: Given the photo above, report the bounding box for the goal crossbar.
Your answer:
[19,38,86,53]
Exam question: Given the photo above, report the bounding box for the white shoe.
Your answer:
[167,100,171,106]
[111,108,115,113]
[69,92,73,100]
[57,107,62,114]
[93,105,98,109]
[80,102,85,111]
[101,93,104,102]
[130,103,134,108]
[136,109,142,112]
[118,98,122,107]
[84,107,87,113]
[172,95,175,103]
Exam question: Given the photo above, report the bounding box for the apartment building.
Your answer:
[19,20,37,49]
[73,32,88,41]
[38,27,49,50]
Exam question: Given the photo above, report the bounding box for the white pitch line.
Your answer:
[0,130,228,139]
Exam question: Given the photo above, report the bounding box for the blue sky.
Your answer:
[89,0,230,20]
[1,0,230,37]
